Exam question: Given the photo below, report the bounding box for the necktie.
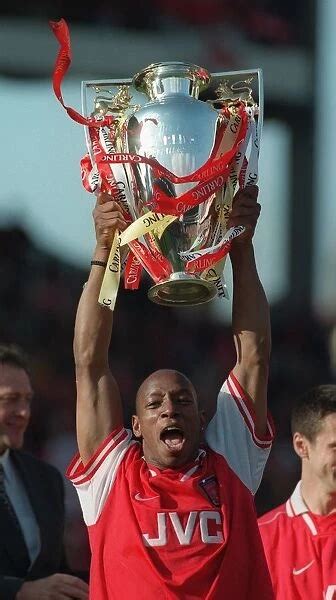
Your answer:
[0,463,30,570]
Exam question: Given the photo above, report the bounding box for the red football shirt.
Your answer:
[68,372,274,599]
[259,482,336,599]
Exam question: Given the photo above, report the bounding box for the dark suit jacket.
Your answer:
[0,449,69,600]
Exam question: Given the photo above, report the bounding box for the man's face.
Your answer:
[305,414,336,493]
[132,370,202,469]
[0,364,32,454]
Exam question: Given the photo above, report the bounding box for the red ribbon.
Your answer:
[186,240,232,273]
[146,235,173,278]
[49,19,113,127]
[80,154,95,192]
[128,240,168,283]
[96,110,247,187]
[152,163,231,215]
[81,155,164,284]
[124,252,142,290]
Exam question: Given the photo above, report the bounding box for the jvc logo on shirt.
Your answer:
[325,586,336,600]
[142,510,223,547]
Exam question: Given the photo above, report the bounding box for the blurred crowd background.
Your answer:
[1,0,335,574]
[0,0,314,84]
[0,0,311,44]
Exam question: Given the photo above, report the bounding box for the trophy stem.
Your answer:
[148,272,217,307]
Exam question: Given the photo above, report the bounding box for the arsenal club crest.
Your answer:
[199,475,220,507]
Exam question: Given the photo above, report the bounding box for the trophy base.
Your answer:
[148,273,217,307]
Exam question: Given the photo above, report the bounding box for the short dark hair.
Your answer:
[0,344,30,376]
[291,385,336,441]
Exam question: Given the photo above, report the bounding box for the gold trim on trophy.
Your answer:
[93,85,140,150]
[93,85,134,115]
[209,77,257,114]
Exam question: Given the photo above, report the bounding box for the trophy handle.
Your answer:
[81,78,133,164]
[207,68,263,148]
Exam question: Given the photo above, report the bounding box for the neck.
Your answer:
[301,470,336,515]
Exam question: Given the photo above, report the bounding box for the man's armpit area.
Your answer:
[66,427,133,525]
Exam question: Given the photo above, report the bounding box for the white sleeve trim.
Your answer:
[66,427,134,525]
[205,373,274,495]
[226,373,274,447]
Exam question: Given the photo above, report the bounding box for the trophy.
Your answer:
[50,21,263,308]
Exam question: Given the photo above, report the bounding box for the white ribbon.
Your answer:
[179,225,245,262]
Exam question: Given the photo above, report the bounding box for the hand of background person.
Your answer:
[16,573,89,600]
[227,185,261,244]
[92,192,128,252]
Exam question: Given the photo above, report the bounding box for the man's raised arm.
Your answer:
[229,185,271,438]
[74,193,127,464]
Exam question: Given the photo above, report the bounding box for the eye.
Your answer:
[178,396,192,404]
[0,393,33,406]
[146,400,161,409]
[0,394,16,404]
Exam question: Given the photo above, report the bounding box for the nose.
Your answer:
[14,399,30,419]
[160,396,179,419]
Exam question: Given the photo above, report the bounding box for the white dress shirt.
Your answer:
[0,449,41,565]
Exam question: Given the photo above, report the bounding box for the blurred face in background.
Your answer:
[296,413,336,493]
[0,364,33,454]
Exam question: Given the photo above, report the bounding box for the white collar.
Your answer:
[144,448,206,481]
[0,449,11,480]
[286,481,317,535]
[286,481,309,516]
[0,448,10,467]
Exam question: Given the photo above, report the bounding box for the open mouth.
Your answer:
[160,426,185,452]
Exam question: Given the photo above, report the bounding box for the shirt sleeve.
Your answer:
[205,372,274,494]
[66,427,134,526]
[0,577,25,600]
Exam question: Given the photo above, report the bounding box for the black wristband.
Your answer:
[91,260,107,268]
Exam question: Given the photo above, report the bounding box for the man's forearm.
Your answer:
[74,197,125,462]
[231,242,271,367]
[226,188,270,435]
[74,244,113,367]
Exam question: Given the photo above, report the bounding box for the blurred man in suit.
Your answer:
[0,344,88,600]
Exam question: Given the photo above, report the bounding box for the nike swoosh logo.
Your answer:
[134,492,159,502]
[292,560,315,575]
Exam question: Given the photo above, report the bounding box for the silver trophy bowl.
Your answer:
[128,63,218,305]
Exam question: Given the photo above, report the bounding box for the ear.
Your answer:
[132,414,142,438]
[199,409,206,431]
[293,432,310,460]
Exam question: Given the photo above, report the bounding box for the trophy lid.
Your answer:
[133,62,211,100]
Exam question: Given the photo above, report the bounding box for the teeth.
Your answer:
[164,427,181,432]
